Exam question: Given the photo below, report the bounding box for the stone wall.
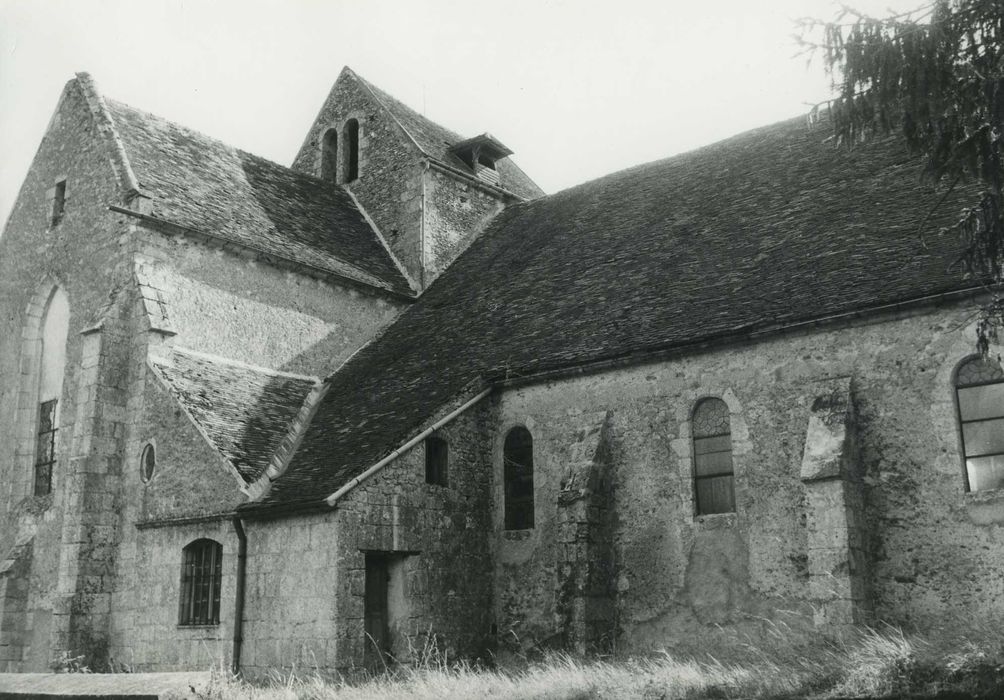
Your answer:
[0,78,133,671]
[291,70,514,289]
[490,301,1003,652]
[236,402,495,676]
[106,519,236,672]
[423,168,507,283]
[130,224,405,377]
[292,71,424,287]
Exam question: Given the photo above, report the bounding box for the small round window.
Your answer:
[140,443,156,483]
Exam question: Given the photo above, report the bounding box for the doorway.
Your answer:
[364,552,408,667]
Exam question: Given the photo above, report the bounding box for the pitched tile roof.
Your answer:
[251,112,978,508]
[150,350,317,483]
[106,100,413,296]
[354,72,544,200]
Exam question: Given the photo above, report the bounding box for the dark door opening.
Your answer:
[364,553,391,667]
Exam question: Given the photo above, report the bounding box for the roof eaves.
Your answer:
[487,284,990,390]
[427,158,526,202]
[109,205,417,302]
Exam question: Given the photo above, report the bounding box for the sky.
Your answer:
[0,0,923,228]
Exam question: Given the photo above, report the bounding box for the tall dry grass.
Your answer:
[196,618,1004,699]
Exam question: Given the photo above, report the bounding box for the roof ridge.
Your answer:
[158,346,320,383]
[105,97,312,178]
[536,112,818,204]
[346,68,429,158]
[244,380,330,502]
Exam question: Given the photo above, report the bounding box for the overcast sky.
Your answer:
[1,0,921,227]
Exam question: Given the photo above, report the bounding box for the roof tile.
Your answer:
[151,350,317,483]
[107,100,413,296]
[257,113,978,507]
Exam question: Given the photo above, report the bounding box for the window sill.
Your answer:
[502,528,534,541]
[693,512,737,530]
[177,624,221,630]
[963,488,1004,504]
[963,489,1004,525]
[18,493,53,516]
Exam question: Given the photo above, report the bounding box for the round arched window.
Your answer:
[140,443,156,483]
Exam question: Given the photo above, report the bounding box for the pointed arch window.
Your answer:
[344,118,360,182]
[692,397,735,515]
[320,128,338,182]
[504,426,534,530]
[955,356,1004,492]
[179,539,223,626]
[34,287,69,496]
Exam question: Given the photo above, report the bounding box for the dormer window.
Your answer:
[477,154,496,171]
[450,133,512,187]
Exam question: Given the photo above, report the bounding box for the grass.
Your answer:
[196,619,1004,700]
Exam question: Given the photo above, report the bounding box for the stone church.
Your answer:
[0,67,1002,674]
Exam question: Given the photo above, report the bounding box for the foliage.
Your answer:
[51,651,92,674]
[798,1,1004,355]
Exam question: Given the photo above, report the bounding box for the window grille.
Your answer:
[692,398,735,515]
[34,399,58,495]
[179,540,222,626]
[504,426,534,530]
[955,356,1004,492]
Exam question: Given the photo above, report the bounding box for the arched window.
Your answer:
[179,539,223,626]
[504,426,534,530]
[34,287,69,496]
[955,356,1004,492]
[425,435,448,486]
[692,398,735,515]
[320,128,338,182]
[344,118,360,182]
[140,442,156,483]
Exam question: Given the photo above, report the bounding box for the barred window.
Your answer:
[955,356,1004,492]
[692,398,735,515]
[34,399,58,496]
[425,435,449,487]
[179,539,222,626]
[504,426,534,530]
[34,286,69,496]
